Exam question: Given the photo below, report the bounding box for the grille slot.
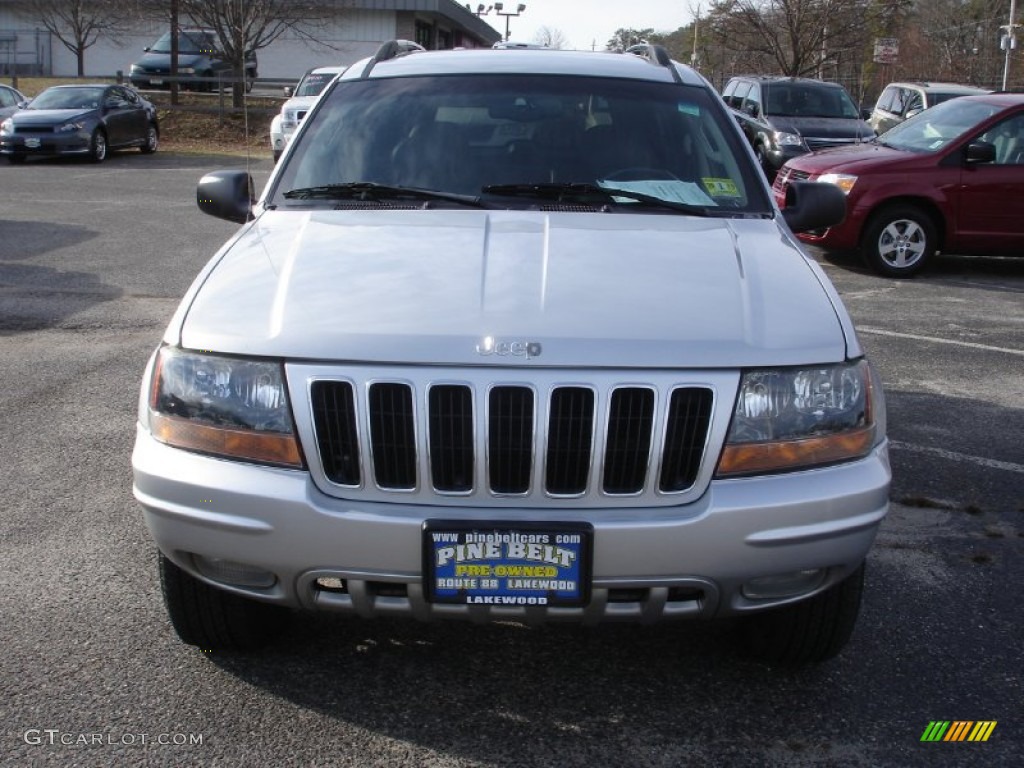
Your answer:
[311,381,361,486]
[488,386,534,494]
[659,388,714,492]
[545,387,595,496]
[428,384,474,493]
[308,374,715,501]
[368,382,416,490]
[604,387,655,494]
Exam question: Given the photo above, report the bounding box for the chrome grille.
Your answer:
[805,137,862,152]
[309,375,715,501]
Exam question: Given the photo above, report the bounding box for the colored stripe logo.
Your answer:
[921,721,997,742]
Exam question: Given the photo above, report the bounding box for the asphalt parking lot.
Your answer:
[1,152,1021,767]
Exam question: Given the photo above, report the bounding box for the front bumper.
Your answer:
[1,132,92,158]
[133,425,891,624]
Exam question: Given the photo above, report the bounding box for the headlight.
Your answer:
[716,360,878,476]
[130,64,141,74]
[773,131,804,147]
[56,122,84,133]
[817,173,858,194]
[0,118,11,135]
[147,347,303,468]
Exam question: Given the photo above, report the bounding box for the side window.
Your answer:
[722,80,736,106]
[904,91,923,115]
[742,84,761,117]
[0,88,13,108]
[889,88,908,116]
[730,82,750,110]
[980,114,1024,165]
[876,86,896,112]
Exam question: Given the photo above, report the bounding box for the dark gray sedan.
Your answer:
[0,83,159,164]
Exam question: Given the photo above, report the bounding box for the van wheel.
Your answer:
[158,551,289,650]
[861,204,937,277]
[89,129,107,163]
[754,144,772,179]
[742,563,864,666]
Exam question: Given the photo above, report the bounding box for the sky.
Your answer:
[477,1,696,51]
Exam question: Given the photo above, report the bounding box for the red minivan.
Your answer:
[774,93,1024,277]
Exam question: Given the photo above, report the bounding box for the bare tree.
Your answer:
[30,0,125,76]
[705,0,873,77]
[533,26,568,49]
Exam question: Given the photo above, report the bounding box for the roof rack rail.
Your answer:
[624,43,682,84]
[360,39,426,79]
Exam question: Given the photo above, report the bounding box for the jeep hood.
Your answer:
[176,210,849,368]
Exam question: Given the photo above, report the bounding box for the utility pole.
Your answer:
[170,0,179,105]
[691,5,700,69]
[1002,0,1019,90]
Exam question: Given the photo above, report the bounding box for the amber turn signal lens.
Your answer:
[716,424,876,476]
[150,411,303,468]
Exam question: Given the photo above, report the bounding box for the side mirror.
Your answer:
[861,108,872,121]
[965,140,996,164]
[143,46,151,52]
[283,85,294,97]
[744,103,758,118]
[197,170,255,224]
[781,180,846,233]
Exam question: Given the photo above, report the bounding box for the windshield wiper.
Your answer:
[482,182,711,216]
[282,182,490,208]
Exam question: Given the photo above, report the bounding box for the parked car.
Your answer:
[129,29,257,92]
[269,65,346,162]
[773,93,1024,277]
[133,41,889,666]
[868,81,990,135]
[723,75,875,178]
[0,83,26,120]
[0,84,159,164]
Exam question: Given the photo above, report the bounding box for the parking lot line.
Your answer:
[889,440,1024,473]
[858,327,1024,357]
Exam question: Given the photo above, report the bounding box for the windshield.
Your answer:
[30,87,104,110]
[272,74,769,214]
[878,98,1002,152]
[763,83,860,119]
[295,72,336,98]
[150,31,216,55]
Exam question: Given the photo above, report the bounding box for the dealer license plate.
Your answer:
[150,79,163,85]
[423,521,592,607]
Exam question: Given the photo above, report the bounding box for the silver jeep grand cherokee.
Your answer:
[132,41,890,665]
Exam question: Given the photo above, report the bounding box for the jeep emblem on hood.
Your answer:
[476,336,542,359]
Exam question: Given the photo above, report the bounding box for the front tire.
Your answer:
[743,563,865,666]
[861,204,937,277]
[140,123,159,154]
[754,144,773,180]
[158,551,289,651]
[89,129,107,163]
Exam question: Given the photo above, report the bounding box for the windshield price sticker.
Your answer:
[423,522,592,607]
